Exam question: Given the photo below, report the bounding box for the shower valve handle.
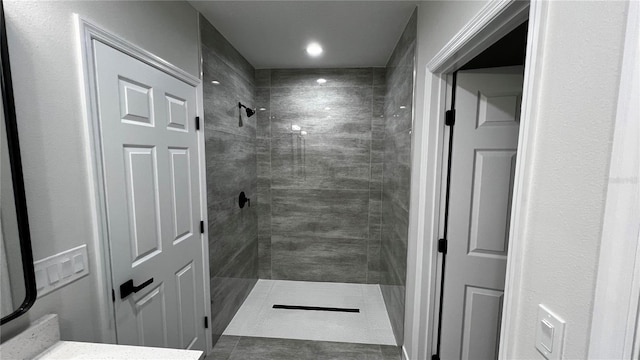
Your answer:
[239,191,250,209]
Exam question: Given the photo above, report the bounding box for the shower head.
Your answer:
[238,102,255,118]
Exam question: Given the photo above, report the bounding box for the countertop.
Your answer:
[33,341,204,360]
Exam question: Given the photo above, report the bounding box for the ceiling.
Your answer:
[190,1,418,69]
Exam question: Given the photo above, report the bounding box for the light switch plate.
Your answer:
[536,304,566,360]
[34,244,89,297]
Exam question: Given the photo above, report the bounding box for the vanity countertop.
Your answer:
[33,341,204,360]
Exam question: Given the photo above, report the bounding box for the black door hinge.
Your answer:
[431,355,440,360]
[204,316,209,329]
[445,109,455,126]
[195,116,200,130]
[200,220,205,234]
[438,238,448,254]
[111,289,116,302]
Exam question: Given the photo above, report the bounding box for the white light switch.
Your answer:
[33,244,89,298]
[35,269,46,290]
[46,264,59,284]
[61,258,73,278]
[73,254,84,273]
[536,304,566,360]
[540,319,554,351]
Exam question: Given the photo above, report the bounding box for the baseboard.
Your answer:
[402,345,410,360]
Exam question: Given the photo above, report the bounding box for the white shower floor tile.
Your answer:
[223,280,397,346]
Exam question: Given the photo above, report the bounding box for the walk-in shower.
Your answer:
[199,6,417,353]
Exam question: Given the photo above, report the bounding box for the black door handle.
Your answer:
[120,278,154,299]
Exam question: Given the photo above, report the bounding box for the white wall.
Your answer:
[407,1,629,359]
[1,0,199,342]
[503,1,628,358]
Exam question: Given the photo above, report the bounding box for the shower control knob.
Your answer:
[239,191,250,209]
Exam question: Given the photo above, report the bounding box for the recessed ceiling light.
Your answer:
[300,131,308,136]
[259,107,267,111]
[211,80,220,85]
[306,42,323,57]
[399,105,406,109]
[317,78,327,84]
[292,124,301,131]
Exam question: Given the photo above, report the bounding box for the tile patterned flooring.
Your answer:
[223,280,397,346]
[206,336,402,360]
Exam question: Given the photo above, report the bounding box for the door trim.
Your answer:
[75,16,211,353]
[588,1,640,357]
[427,0,529,74]
[406,0,550,358]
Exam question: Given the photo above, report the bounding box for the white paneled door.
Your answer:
[93,41,206,351]
[440,66,523,359]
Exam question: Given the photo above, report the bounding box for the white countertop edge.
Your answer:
[33,341,204,360]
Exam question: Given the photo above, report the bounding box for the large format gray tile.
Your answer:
[255,88,270,138]
[271,135,371,190]
[258,235,272,279]
[211,275,257,345]
[373,68,386,87]
[270,86,372,137]
[208,194,258,274]
[386,10,417,70]
[271,235,367,283]
[203,55,256,138]
[380,9,416,346]
[205,131,257,203]
[380,283,405,347]
[201,15,259,348]
[255,69,271,88]
[271,189,369,239]
[212,336,401,360]
[382,130,412,212]
[206,335,240,360]
[210,236,258,342]
[200,14,255,85]
[271,68,373,88]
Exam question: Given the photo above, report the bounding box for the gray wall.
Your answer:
[255,68,385,284]
[200,15,258,346]
[380,10,417,345]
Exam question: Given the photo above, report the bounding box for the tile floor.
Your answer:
[223,280,397,346]
[206,335,402,360]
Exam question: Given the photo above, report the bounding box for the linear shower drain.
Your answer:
[272,304,360,313]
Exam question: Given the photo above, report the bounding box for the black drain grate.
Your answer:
[272,305,359,313]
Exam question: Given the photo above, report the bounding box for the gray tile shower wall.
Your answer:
[380,9,417,345]
[255,68,385,284]
[200,14,258,346]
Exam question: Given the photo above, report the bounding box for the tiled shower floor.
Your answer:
[222,280,397,346]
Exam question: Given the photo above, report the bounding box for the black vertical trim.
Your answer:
[195,116,200,130]
[0,0,37,325]
[433,71,457,359]
[112,289,116,303]
[200,220,205,234]
[204,316,209,329]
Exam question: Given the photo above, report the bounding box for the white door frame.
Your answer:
[408,0,550,358]
[588,1,640,357]
[75,16,212,354]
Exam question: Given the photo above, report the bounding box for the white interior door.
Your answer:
[93,40,206,351]
[440,66,523,359]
